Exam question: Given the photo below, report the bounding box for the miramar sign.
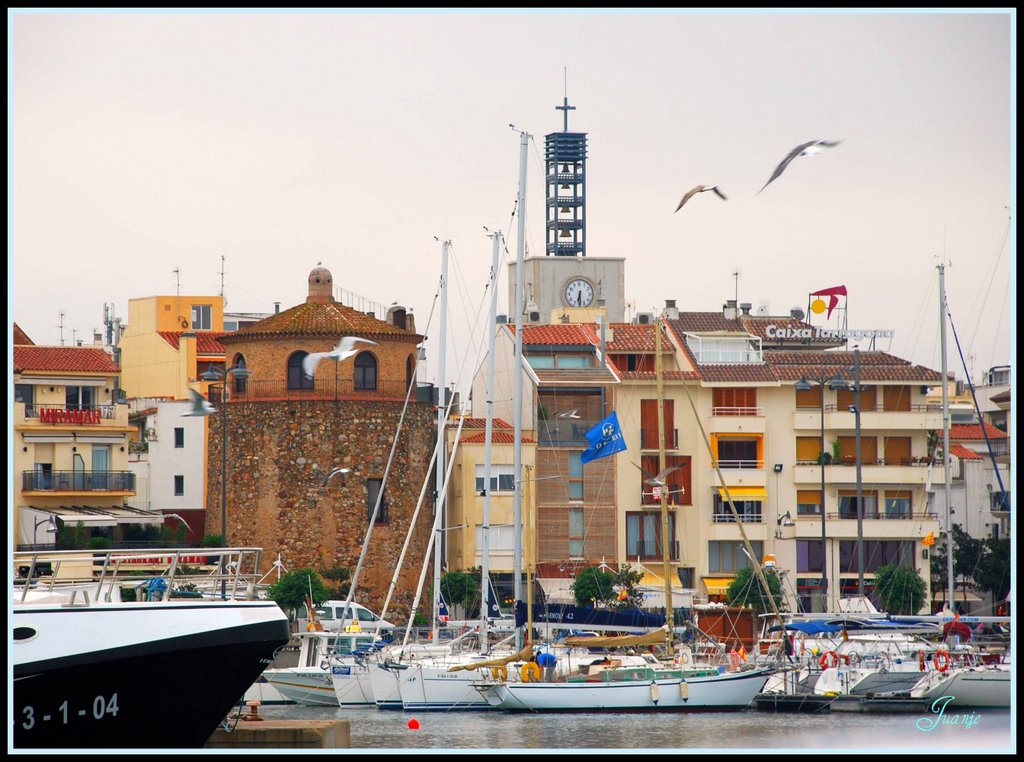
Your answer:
[39,407,102,424]
[764,325,895,341]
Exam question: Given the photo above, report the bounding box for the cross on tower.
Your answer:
[556,96,575,132]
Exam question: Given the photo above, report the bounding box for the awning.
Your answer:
[23,505,166,529]
[717,487,767,500]
[75,433,126,444]
[537,578,576,603]
[933,591,984,603]
[22,433,75,443]
[703,577,735,595]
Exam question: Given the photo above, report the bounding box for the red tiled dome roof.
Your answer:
[222,300,419,344]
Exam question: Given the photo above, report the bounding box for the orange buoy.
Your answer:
[408,718,420,730]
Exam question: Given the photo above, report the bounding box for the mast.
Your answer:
[433,239,449,643]
[938,264,955,611]
[480,231,502,653]
[655,313,673,646]
[513,129,529,648]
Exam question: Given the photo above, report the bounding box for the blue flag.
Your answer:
[438,593,449,623]
[581,411,628,465]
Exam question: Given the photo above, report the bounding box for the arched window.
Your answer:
[406,354,416,389]
[287,351,314,390]
[354,352,378,391]
[231,354,248,393]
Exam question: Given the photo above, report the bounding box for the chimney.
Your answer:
[723,299,738,320]
[665,299,679,320]
[740,302,752,316]
[274,302,281,314]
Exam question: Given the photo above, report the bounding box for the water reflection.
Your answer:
[257,705,1013,751]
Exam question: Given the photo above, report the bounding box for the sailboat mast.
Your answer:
[433,239,449,644]
[655,314,674,645]
[938,263,955,611]
[513,129,529,647]
[480,231,502,653]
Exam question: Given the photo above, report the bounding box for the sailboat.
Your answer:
[470,310,775,711]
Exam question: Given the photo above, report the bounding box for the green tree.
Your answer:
[725,566,784,613]
[873,563,927,615]
[266,567,330,619]
[56,521,89,550]
[441,569,481,618]
[321,566,352,600]
[571,565,618,608]
[612,565,645,610]
[975,536,1011,603]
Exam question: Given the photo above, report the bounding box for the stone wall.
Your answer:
[206,397,435,623]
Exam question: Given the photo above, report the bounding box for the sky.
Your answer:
[9,9,1015,395]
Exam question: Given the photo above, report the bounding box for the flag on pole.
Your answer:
[438,593,449,623]
[738,644,748,662]
[581,411,628,465]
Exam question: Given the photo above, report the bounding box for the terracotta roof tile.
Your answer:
[765,351,943,383]
[695,364,777,383]
[157,331,228,354]
[14,346,120,374]
[513,324,597,346]
[461,431,536,445]
[532,367,619,385]
[616,370,700,382]
[949,444,984,460]
[456,417,513,430]
[605,323,671,352]
[13,323,35,345]
[741,316,844,347]
[949,423,1008,441]
[222,300,419,343]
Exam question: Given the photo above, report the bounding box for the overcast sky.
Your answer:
[9,10,1014,393]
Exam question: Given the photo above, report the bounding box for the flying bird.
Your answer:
[182,388,216,417]
[644,465,683,487]
[674,184,728,213]
[322,466,352,488]
[557,409,581,419]
[302,336,378,379]
[759,139,842,193]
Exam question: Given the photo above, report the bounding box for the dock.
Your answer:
[205,718,350,749]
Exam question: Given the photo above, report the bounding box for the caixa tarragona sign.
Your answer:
[765,325,894,340]
[39,407,102,424]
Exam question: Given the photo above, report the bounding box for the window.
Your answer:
[676,567,695,589]
[839,540,914,573]
[839,490,878,519]
[796,437,823,464]
[191,304,212,330]
[174,427,184,448]
[640,399,676,449]
[714,435,761,468]
[66,386,96,409]
[526,355,554,369]
[640,455,691,505]
[883,436,912,465]
[610,353,654,372]
[568,508,585,558]
[797,489,822,516]
[708,540,763,573]
[567,453,584,500]
[174,475,184,496]
[712,387,758,415]
[795,385,822,409]
[475,464,515,494]
[231,355,247,393]
[883,386,911,412]
[796,540,824,573]
[837,386,876,412]
[366,478,388,523]
[884,490,912,518]
[712,494,763,523]
[287,352,314,390]
[626,512,677,560]
[837,436,878,464]
[355,352,378,391]
[16,384,34,405]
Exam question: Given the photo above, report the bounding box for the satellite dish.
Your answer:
[179,317,189,329]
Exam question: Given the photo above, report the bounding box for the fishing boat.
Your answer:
[13,547,290,749]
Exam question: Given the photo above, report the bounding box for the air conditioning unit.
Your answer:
[636,312,653,325]
[528,311,541,322]
[145,428,158,441]
[495,315,508,324]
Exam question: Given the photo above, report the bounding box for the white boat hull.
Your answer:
[912,666,1011,708]
[263,667,338,706]
[399,664,495,711]
[330,663,375,706]
[477,668,773,712]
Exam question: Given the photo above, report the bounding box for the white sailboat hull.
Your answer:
[477,668,773,712]
[911,666,1011,708]
[399,663,496,711]
[330,662,375,706]
[263,667,338,706]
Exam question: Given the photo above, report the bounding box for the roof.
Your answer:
[14,346,120,374]
[13,323,35,345]
[455,417,513,430]
[949,423,1008,441]
[511,324,597,346]
[949,444,983,461]
[764,351,943,383]
[224,300,419,343]
[532,367,620,385]
[460,431,536,445]
[157,331,228,354]
[605,324,672,353]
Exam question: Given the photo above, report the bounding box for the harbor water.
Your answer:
[254,703,1014,752]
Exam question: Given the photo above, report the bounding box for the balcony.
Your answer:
[537,418,599,447]
[793,461,932,486]
[709,407,766,434]
[713,512,764,524]
[22,470,136,493]
[793,405,942,432]
[626,540,680,562]
[708,462,766,488]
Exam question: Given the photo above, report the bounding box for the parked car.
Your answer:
[297,600,396,633]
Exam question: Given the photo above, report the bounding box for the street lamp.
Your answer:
[795,372,846,612]
[201,364,252,598]
[775,511,795,540]
[33,515,57,545]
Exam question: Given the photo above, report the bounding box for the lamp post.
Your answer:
[795,372,845,612]
[34,516,57,545]
[201,364,251,598]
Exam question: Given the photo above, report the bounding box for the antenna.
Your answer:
[732,269,740,304]
[173,268,181,297]
[219,255,226,301]
[58,311,65,346]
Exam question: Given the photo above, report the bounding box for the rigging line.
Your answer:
[944,303,1009,501]
[963,217,1011,355]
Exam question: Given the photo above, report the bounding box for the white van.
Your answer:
[298,600,396,633]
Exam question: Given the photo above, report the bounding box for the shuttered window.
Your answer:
[837,436,878,463]
[884,436,912,464]
[797,489,822,516]
[883,386,911,412]
[712,387,758,414]
[796,437,822,462]
[640,398,675,449]
[795,386,822,409]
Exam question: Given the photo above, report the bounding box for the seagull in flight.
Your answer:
[322,467,352,488]
[674,185,728,213]
[644,465,683,487]
[302,336,378,379]
[557,409,581,419]
[182,388,216,417]
[759,139,842,193]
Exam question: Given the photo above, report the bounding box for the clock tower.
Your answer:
[507,96,625,325]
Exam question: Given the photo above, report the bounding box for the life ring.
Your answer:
[677,651,690,665]
[520,662,541,683]
[933,650,951,673]
[820,651,840,670]
[491,665,508,681]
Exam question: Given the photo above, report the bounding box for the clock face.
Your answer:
[564,278,594,308]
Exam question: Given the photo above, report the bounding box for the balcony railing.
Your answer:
[210,378,421,403]
[626,540,680,562]
[714,459,763,469]
[22,470,136,492]
[537,418,599,446]
[825,511,939,521]
[713,512,764,524]
[128,441,149,454]
[23,404,118,420]
[711,406,764,417]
